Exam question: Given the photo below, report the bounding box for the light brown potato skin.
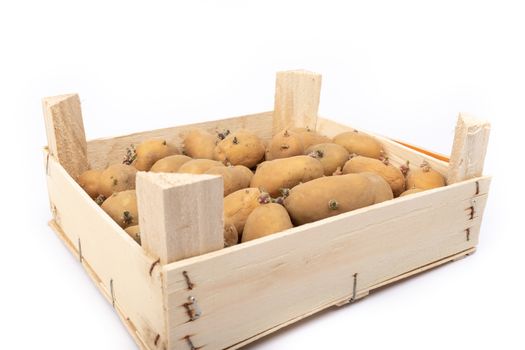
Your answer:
[177,159,225,174]
[205,165,253,196]
[183,129,217,159]
[213,130,265,168]
[406,166,446,190]
[242,203,293,242]
[101,190,138,228]
[342,156,405,197]
[266,130,304,160]
[333,130,384,159]
[150,154,192,173]
[305,143,350,176]
[284,174,377,225]
[133,139,178,171]
[360,172,394,203]
[77,169,102,199]
[223,188,262,240]
[291,127,331,149]
[250,155,324,197]
[124,225,141,244]
[99,164,138,198]
[233,165,254,185]
[400,188,425,197]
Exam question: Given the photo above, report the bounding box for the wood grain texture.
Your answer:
[273,70,322,135]
[163,177,490,350]
[228,246,476,350]
[48,221,152,350]
[137,172,224,265]
[45,152,167,350]
[42,94,89,179]
[447,113,491,184]
[87,111,273,170]
[393,139,450,162]
[316,117,450,175]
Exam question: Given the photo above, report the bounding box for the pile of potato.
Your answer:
[77,127,446,247]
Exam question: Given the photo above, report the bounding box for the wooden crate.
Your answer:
[42,70,491,350]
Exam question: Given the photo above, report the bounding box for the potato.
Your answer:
[305,143,349,176]
[124,225,141,244]
[342,156,405,197]
[99,164,138,198]
[233,165,254,184]
[223,188,263,244]
[77,169,102,199]
[205,165,253,196]
[266,130,304,160]
[406,163,446,190]
[133,139,178,171]
[400,188,425,197]
[360,172,394,202]
[242,203,293,242]
[250,155,324,197]
[284,174,379,225]
[333,130,384,159]
[101,190,138,228]
[183,129,217,159]
[177,159,225,174]
[150,155,192,173]
[291,127,331,149]
[213,129,265,168]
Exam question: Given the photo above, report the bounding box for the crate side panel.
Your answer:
[87,111,273,170]
[228,246,476,350]
[46,155,166,349]
[164,177,490,350]
[316,117,450,175]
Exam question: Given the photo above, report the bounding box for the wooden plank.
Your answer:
[45,152,167,350]
[393,139,450,162]
[447,113,491,184]
[316,117,450,175]
[42,94,89,179]
[86,111,274,170]
[137,172,224,265]
[273,70,322,135]
[163,176,490,350]
[365,247,476,291]
[48,221,151,350]
[227,246,476,350]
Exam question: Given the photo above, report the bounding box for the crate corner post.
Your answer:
[42,93,89,179]
[447,112,491,184]
[273,69,322,135]
[136,172,224,265]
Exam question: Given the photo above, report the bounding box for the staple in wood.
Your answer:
[350,273,358,302]
[149,259,160,276]
[78,238,83,263]
[183,271,194,290]
[185,335,197,350]
[110,279,115,307]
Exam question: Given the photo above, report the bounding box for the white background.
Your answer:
[1,1,523,349]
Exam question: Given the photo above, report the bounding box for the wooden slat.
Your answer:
[137,172,224,265]
[48,221,151,350]
[273,70,322,135]
[163,176,490,350]
[228,246,476,350]
[447,113,491,184]
[45,152,167,350]
[393,139,450,162]
[86,111,274,170]
[42,94,89,179]
[316,117,450,175]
